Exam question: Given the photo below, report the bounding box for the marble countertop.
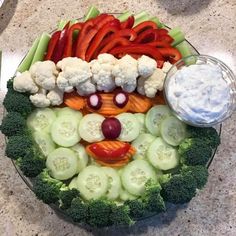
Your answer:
[0,0,236,235]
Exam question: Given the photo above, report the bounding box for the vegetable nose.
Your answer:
[101,117,122,139]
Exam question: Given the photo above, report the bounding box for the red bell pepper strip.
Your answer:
[92,13,109,24]
[134,28,156,43]
[87,142,131,160]
[44,31,61,60]
[156,34,173,44]
[51,22,70,63]
[120,15,135,29]
[63,23,83,58]
[85,19,121,61]
[147,40,171,48]
[95,14,116,28]
[100,37,131,54]
[133,21,158,34]
[109,44,164,67]
[158,47,182,63]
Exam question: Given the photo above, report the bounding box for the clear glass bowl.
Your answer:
[164,55,236,127]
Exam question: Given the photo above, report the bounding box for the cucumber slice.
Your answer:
[160,116,186,146]
[121,159,157,196]
[78,114,105,143]
[77,165,108,200]
[69,177,78,190]
[27,108,56,133]
[132,133,156,160]
[84,6,100,21]
[30,33,51,66]
[71,144,88,173]
[119,188,137,201]
[46,147,78,180]
[145,105,171,136]
[33,131,56,157]
[17,37,40,73]
[57,107,83,121]
[134,113,147,134]
[147,137,179,170]
[102,167,121,200]
[117,113,140,142]
[51,115,81,147]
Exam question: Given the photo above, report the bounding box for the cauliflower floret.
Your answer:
[30,61,58,90]
[112,55,139,93]
[56,57,92,87]
[76,79,96,96]
[57,73,74,92]
[30,93,50,108]
[162,61,173,73]
[138,55,157,78]
[143,68,166,98]
[47,87,64,106]
[13,71,38,93]
[90,54,117,92]
[137,77,146,95]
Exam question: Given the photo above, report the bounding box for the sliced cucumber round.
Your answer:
[116,113,140,142]
[78,114,105,143]
[57,107,83,121]
[69,176,78,190]
[33,131,56,157]
[77,165,108,200]
[121,159,157,196]
[132,133,156,160]
[145,105,171,136]
[71,144,88,173]
[102,167,121,200]
[46,147,78,180]
[51,115,80,147]
[27,108,56,133]
[147,137,179,170]
[119,187,137,201]
[160,116,186,146]
[134,113,147,134]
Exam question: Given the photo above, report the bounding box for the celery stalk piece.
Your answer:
[149,16,164,28]
[168,27,185,46]
[133,11,149,26]
[57,20,68,30]
[30,33,51,66]
[168,27,182,37]
[176,41,197,65]
[84,6,100,21]
[117,11,132,22]
[70,19,78,25]
[17,37,40,73]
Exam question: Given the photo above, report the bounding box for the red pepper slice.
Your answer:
[147,40,171,48]
[133,21,158,34]
[85,19,121,61]
[157,34,174,44]
[158,47,182,63]
[120,15,135,29]
[87,142,131,160]
[51,22,70,63]
[92,13,109,24]
[109,44,164,67]
[100,37,131,54]
[44,31,61,60]
[95,14,116,28]
[63,23,83,58]
[134,28,156,43]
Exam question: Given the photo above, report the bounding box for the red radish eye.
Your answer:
[113,92,129,108]
[87,94,102,110]
[101,117,122,139]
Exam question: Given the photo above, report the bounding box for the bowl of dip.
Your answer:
[164,55,236,127]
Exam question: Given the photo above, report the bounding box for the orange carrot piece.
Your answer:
[150,91,166,105]
[63,91,85,110]
[129,93,153,113]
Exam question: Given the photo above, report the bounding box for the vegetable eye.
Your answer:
[113,92,129,108]
[87,93,102,110]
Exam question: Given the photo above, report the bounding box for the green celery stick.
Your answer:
[30,33,51,66]
[57,19,68,30]
[176,41,197,65]
[117,11,132,22]
[168,27,185,46]
[17,37,40,72]
[149,16,164,28]
[84,6,100,21]
[70,19,78,25]
[134,11,150,26]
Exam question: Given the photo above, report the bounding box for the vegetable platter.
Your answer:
[0,6,221,228]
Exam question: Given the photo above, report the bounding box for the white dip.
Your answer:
[167,64,230,123]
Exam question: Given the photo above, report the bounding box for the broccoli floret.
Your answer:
[124,199,146,218]
[3,88,34,117]
[161,172,197,204]
[59,188,80,210]
[7,79,14,91]
[181,165,208,189]
[110,204,134,226]
[66,197,88,223]
[178,138,212,166]
[87,199,114,228]
[0,112,26,137]
[142,180,166,213]
[33,169,64,204]
[5,134,33,159]
[187,126,220,149]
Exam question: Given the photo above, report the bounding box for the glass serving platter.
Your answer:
[2,13,222,229]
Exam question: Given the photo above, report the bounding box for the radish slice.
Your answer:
[87,94,102,110]
[101,117,122,139]
[113,92,129,108]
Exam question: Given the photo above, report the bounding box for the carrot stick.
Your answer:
[129,93,152,113]
[63,91,85,110]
